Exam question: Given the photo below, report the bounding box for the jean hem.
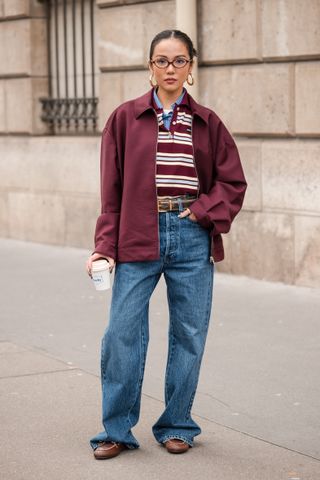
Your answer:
[158,434,194,447]
[90,440,140,451]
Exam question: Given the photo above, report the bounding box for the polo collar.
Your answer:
[134,88,210,124]
[153,87,188,110]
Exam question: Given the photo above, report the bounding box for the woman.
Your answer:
[86,29,247,459]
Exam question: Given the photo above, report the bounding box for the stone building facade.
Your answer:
[0,0,319,287]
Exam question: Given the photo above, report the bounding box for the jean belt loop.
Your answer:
[177,197,183,213]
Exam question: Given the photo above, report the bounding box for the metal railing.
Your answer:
[40,0,98,134]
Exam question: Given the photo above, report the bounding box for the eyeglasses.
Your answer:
[150,57,192,69]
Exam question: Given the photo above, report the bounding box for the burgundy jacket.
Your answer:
[94,88,247,263]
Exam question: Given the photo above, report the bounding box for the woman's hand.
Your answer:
[86,252,116,278]
[178,208,198,222]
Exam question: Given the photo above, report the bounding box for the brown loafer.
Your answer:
[93,441,127,460]
[164,438,190,454]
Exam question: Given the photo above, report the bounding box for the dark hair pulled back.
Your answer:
[149,29,197,61]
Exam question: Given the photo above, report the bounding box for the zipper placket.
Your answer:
[191,114,214,264]
[153,109,160,257]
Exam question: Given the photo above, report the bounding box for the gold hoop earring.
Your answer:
[149,74,158,87]
[186,73,194,86]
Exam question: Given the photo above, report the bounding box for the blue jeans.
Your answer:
[90,199,214,450]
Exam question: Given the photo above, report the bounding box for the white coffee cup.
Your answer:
[91,259,111,291]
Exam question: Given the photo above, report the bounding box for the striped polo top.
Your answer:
[152,88,199,197]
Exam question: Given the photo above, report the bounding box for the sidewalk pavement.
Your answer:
[0,238,319,480]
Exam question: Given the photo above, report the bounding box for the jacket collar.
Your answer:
[134,88,210,124]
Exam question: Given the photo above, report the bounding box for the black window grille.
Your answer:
[40,0,98,134]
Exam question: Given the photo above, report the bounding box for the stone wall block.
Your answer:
[64,195,100,249]
[30,0,46,17]
[0,192,9,237]
[5,77,49,134]
[0,80,5,131]
[2,0,45,17]
[262,0,320,59]
[98,1,174,69]
[0,18,47,76]
[0,19,30,76]
[143,0,175,51]
[262,140,320,213]
[30,18,48,76]
[28,137,100,194]
[121,70,149,102]
[6,78,32,132]
[200,64,292,135]
[98,70,149,129]
[3,0,29,17]
[0,138,31,188]
[295,216,320,288]
[8,192,66,244]
[296,62,320,135]
[215,233,232,273]
[98,72,122,129]
[98,5,146,68]
[232,64,292,135]
[227,211,295,284]
[0,26,5,74]
[199,0,260,62]
[199,66,233,129]
[237,141,262,212]
[0,137,100,194]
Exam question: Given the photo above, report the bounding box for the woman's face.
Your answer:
[149,38,193,95]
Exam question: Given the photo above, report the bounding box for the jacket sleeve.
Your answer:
[189,119,247,234]
[93,127,122,260]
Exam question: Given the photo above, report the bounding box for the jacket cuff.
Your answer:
[189,201,212,229]
[93,241,117,261]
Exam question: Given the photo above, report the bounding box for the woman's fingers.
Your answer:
[178,208,198,222]
[178,208,191,218]
[86,253,116,277]
[188,212,198,222]
[86,258,93,277]
[106,256,115,273]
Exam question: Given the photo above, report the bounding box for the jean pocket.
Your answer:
[186,215,200,225]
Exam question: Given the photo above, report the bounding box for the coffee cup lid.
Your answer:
[92,259,109,272]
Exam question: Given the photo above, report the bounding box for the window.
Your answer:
[40,0,98,134]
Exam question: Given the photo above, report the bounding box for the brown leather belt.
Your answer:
[157,195,197,212]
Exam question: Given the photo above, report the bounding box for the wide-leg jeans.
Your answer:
[90,199,214,450]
